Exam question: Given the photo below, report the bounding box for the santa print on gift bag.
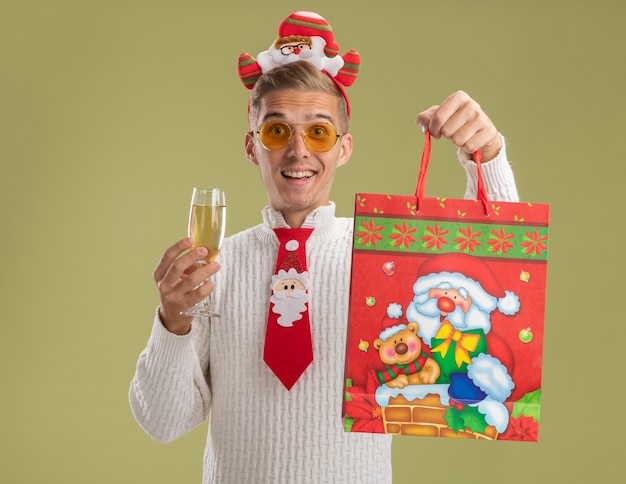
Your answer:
[343,133,550,441]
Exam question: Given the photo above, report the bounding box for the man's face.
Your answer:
[245,90,352,227]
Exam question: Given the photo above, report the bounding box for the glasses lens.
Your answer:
[258,122,292,150]
[257,122,340,152]
[305,123,338,152]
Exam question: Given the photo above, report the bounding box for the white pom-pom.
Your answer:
[497,290,520,315]
[387,303,402,319]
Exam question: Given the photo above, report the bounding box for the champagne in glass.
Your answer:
[181,187,226,317]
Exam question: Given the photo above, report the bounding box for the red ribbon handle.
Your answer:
[414,130,490,216]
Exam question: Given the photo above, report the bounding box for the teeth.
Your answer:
[283,170,314,179]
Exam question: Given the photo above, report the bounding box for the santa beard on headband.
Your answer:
[257,36,343,77]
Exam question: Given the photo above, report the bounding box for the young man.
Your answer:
[130,13,519,484]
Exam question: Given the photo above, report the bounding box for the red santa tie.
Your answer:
[264,227,314,390]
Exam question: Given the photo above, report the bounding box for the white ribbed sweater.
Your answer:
[130,144,519,484]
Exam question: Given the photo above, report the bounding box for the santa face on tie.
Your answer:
[270,268,310,328]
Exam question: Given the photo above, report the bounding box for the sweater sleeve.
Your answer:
[458,133,520,202]
[129,309,212,443]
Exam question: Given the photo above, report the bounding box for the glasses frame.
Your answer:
[255,121,344,153]
[279,43,312,55]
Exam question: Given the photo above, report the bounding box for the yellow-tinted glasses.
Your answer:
[255,121,343,152]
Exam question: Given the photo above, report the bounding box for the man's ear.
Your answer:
[244,131,259,166]
[337,132,353,168]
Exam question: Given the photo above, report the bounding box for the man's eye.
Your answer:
[310,126,327,137]
[270,125,287,136]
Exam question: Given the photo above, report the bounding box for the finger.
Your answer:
[153,238,194,283]
[438,104,498,156]
[165,277,215,317]
[457,122,499,157]
[433,105,485,152]
[177,261,221,297]
[428,91,473,137]
[432,93,500,157]
[438,100,476,139]
[158,262,220,327]
[461,126,501,160]
[186,276,215,303]
[158,247,209,296]
[415,105,438,134]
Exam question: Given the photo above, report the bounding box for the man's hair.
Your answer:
[248,61,349,132]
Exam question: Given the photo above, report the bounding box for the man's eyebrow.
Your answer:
[260,112,335,124]
[311,113,334,123]
[261,111,285,122]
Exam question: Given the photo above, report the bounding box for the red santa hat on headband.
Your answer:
[277,11,340,57]
[237,11,360,113]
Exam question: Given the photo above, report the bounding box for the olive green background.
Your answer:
[1,1,623,483]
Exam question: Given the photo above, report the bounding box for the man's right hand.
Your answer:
[152,238,220,335]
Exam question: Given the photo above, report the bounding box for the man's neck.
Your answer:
[279,204,332,228]
[263,203,336,231]
[283,211,308,228]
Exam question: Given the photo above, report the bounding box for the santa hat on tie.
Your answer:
[278,251,303,274]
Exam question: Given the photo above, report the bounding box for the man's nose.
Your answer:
[288,129,310,156]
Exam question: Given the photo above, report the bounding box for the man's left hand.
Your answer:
[416,90,502,162]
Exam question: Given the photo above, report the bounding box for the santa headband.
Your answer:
[237,11,360,116]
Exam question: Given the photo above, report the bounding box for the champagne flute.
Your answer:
[180,187,226,317]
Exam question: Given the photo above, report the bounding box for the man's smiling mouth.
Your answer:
[283,170,314,179]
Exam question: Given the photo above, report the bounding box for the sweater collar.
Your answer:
[261,203,337,232]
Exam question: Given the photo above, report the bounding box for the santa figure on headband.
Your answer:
[237,11,360,90]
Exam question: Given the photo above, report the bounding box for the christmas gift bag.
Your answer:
[343,133,549,441]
